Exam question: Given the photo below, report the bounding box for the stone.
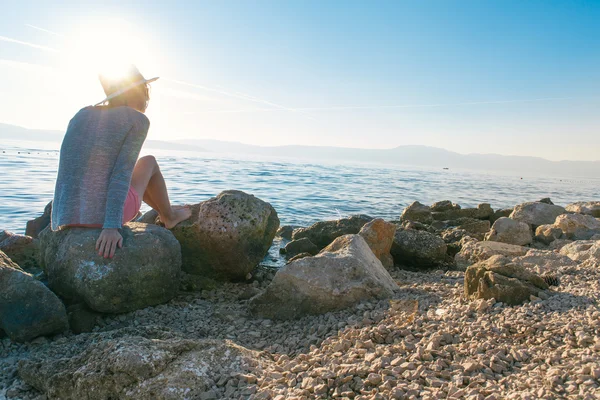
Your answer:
[535,224,563,245]
[447,218,491,236]
[25,201,52,238]
[18,326,260,400]
[464,255,549,305]
[514,250,577,270]
[0,250,68,342]
[281,238,319,258]
[548,239,573,251]
[559,240,600,262]
[39,223,181,313]
[400,201,433,224]
[554,214,600,240]
[67,303,100,334]
[287,252,312,263]
[455,240,528,270]
[391,229,447,268]
[510,202,565,228]
[490,208,514,224]
[249,235,397,319]
[358,218,397,269]
[565,201,600,218]
[485,217,532,246]
[0,230,39,271]
[136,209,159,224]
[277,225,300,240]
[432,203,493,221]
[169,190,279,280]
[431,200,461,212]
[292,214,372,249]
[539,198,554,205]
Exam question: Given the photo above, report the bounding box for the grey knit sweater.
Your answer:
[51,106,149,230]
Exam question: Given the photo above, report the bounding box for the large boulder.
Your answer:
[292,214,372,249]
[39,223,181,313]
[464,255,549,305]
[281,238,319,258]
[0,230,39,271]
[554,214,600,240]
[509,202,565,229]
[559,240,600,263]
[358,218,396,269]
[565,201,600,218]
[169,190,279,280]
[485,217,532,246]
[391,229,447,268]
[432,203,493,221]
[18,326,260,400]
[249,235,397,319]
[400,201,433,224]
[0,250,68,342]
[455,240,529,270]
[25,201,52,238]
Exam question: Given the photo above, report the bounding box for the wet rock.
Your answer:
[391,229,447,268]
[358,218,396,269]
[510,201,565,229]
[292,214,372,249]
[432,203,493,221]
[0,250,68,342]
[0,230,39,272]
[400,201,433,224]
[277,225,300,240]
[455,240,528,270]
[250,235,397,319]
[559,240,600,262]
[18,326,260,400]
[565,201,600,217]
[25,201,52,238]
[485,217,532,246]
[170,190,279,280]
[464,255,549,305]
[281,238,319,258]
[431,200,461,212]
[39,223,181,313]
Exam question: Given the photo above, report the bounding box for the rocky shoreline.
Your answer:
[1,194,600,399]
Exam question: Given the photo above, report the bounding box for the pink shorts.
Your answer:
[67,187,141,228]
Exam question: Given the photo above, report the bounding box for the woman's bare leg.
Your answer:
[130,155,192,229]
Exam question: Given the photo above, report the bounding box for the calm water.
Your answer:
[1,140,599,235]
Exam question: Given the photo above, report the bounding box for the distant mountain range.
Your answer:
[1,122,598,178]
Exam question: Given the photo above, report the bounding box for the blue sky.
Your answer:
[1,0,599,160]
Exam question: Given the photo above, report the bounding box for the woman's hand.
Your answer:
[96,228,123,259]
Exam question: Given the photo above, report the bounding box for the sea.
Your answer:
[1,140,599,236]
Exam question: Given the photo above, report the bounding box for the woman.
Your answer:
[51,65,191,259]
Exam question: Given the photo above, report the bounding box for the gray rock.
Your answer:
[358,218,396,269]
[431,200,461,212]
[400,201,433,224]
[250,235,397,319]
[276,225,300,240]
[548,239,573,251]
[0,230,39,272]
[485,217,532,246]
[455,240,529,270]
[281,238,319,258]
[464,255,549,306]
[136,209,159,224]
[490,208,513,224]
[39,223,181,313]
[287,252,313,263]
[565,201,600,218]
[391,229,447,268]
[559,240,600,262]
[25,201,52,238]
[292,214,372,249]
[538,198,554,205]
[432,203,493,221]
[0,250,68,342]
[447,218,491,236]
[170,190,279,280]
[510,202,565,229]
[66,304,100,334]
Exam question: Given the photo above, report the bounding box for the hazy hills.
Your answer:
[1,123,598,178]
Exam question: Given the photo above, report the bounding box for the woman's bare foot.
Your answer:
[160,205,192,229]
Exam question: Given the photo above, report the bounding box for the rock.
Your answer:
[18,326,260,400]
[0,250,68,342]
[39,223,181,313]
[539,198,554,205]
[464,255,549,305]
[535,224,564,245]
[0,230,39,271]
[514,250,577,271]
[510,202,565,228]
[281,238,319,258]
[25,201,52,238]
[276,225,300,240]
[431,200,461,212]
[169,190,279,280]
[358,218,396,269]
[548,239,573,251]
[136,209,159,224]
[391,229,447,268]
[455,240,529,270]
[292,214,372,249]
[490,208,514,224]
[287,252,312,262]
[400,201,433,224]
[66,303,100,334]
[554,214,600,240]
[485,217,532,246]
[559,240,600,262]
[249,235,397,319]
[432,203,493,221]
[565,201,600,217]
[401,220,429,231]
[447,218,491,236]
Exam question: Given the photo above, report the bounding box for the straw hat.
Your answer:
[95,65,159,106]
